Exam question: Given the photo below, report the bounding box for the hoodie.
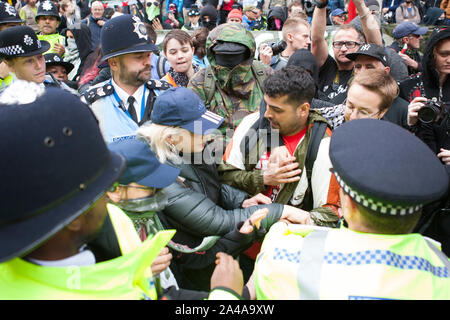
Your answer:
[399,27,450,103]
[266,6,286,31]
[188,23,272,130]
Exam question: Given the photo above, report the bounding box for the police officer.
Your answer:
[254,119,450,300]
[35,0,66,56]
[44,52,76,89]
[0,25,75,93]
[0,81,243,300]
[82,14,171,144]
[0,2,23,91]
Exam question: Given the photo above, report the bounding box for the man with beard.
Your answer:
[83,14,171,143]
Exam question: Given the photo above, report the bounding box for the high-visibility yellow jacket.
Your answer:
[255,222,450,300]
[0,204,175,300]
[37,33,65,56]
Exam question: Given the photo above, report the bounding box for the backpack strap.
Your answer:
[302,121,328,211]
[157,55,168,80]
[204,65,216,107]
[251,61,268,91]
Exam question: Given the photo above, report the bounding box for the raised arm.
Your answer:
[311,1,330,69]
[353,0,383,45]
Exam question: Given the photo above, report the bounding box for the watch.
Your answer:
[313,0,329,8]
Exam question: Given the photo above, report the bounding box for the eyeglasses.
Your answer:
[147,1,159,6]
[332,41,361,49]
[344,99,380,119]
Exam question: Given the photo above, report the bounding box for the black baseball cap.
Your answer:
[346,43,389,67]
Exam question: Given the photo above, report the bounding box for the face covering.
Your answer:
[64,38,79,62]
[213,42,249,69]
[113,189,168,213]
[274,18,282,30]
[146,4,160,21]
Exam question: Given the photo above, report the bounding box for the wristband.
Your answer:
[313,0,328,9]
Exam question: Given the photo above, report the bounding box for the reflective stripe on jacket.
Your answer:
[255,222,450,300]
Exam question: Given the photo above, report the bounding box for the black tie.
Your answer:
[127,96,138,123]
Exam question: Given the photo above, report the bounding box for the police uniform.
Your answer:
[0,26,76,94]
[255,119,450,300]
[83,14,172,143]
[83,78,170,143]
[35,0,65,56]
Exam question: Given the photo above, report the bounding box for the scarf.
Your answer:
[167,64,200,87]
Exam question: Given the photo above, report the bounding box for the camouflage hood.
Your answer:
[206,23,256,73]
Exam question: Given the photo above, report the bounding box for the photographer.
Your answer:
[401,27,450,256]
[259,17,311,70]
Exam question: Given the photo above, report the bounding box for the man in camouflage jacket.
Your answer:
[188,22,272,132]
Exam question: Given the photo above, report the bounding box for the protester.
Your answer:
[188,22,272,132]
[399,28,450,104]
[227,8,243,23]
[61,22,93,83]
[0,81,242,300]
[259,17,311,70]
[81,0,106,50]
[396,0,422,23]
[424,7,450,25]
[266,5,286,31]
[161,29,199,87]
[220,66,341,227]
[35,0,66,56]
[442,0,450,18]
[382,0,402,22]
[242,5,258,30]
[288,0,305,18]
[311,0,383,104]
[163,3,184,28]
[400,28,450,255]
[60,0,81,27]
[253,119,450,299]
[191,27,210,68]
[217,0,235,25]
[137,86,313,290]
[200,4,218,30]
[19,0,39,33]
[82,14,170,143]
[346,44,409,128]
[330,8,347,25]
[390,22,428,75]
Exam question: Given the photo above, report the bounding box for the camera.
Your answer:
[269,40,287,56]
[418,98,449,124]
[303,0,315,14]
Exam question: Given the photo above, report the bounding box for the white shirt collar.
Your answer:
[111,78,147,121]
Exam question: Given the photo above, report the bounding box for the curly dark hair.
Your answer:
[263,66,316,106]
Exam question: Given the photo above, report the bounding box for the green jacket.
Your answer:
[219,110,341,227]
[188,23,272,131]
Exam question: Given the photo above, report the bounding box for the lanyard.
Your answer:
[111,81,147,122]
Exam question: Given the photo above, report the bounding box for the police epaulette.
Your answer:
[84,82,115,104]
[146,79,172,90]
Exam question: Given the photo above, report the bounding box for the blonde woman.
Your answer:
[138,87,312,291]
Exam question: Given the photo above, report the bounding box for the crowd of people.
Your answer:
[0,0,449,301]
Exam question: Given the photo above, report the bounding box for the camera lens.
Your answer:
[418,106,437,124]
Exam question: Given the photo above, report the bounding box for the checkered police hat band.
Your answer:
[0,44,24,56]
[333,172,422,216]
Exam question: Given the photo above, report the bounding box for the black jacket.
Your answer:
[159,156,284,291]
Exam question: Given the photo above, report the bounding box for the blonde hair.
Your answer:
[137,122,189,164]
